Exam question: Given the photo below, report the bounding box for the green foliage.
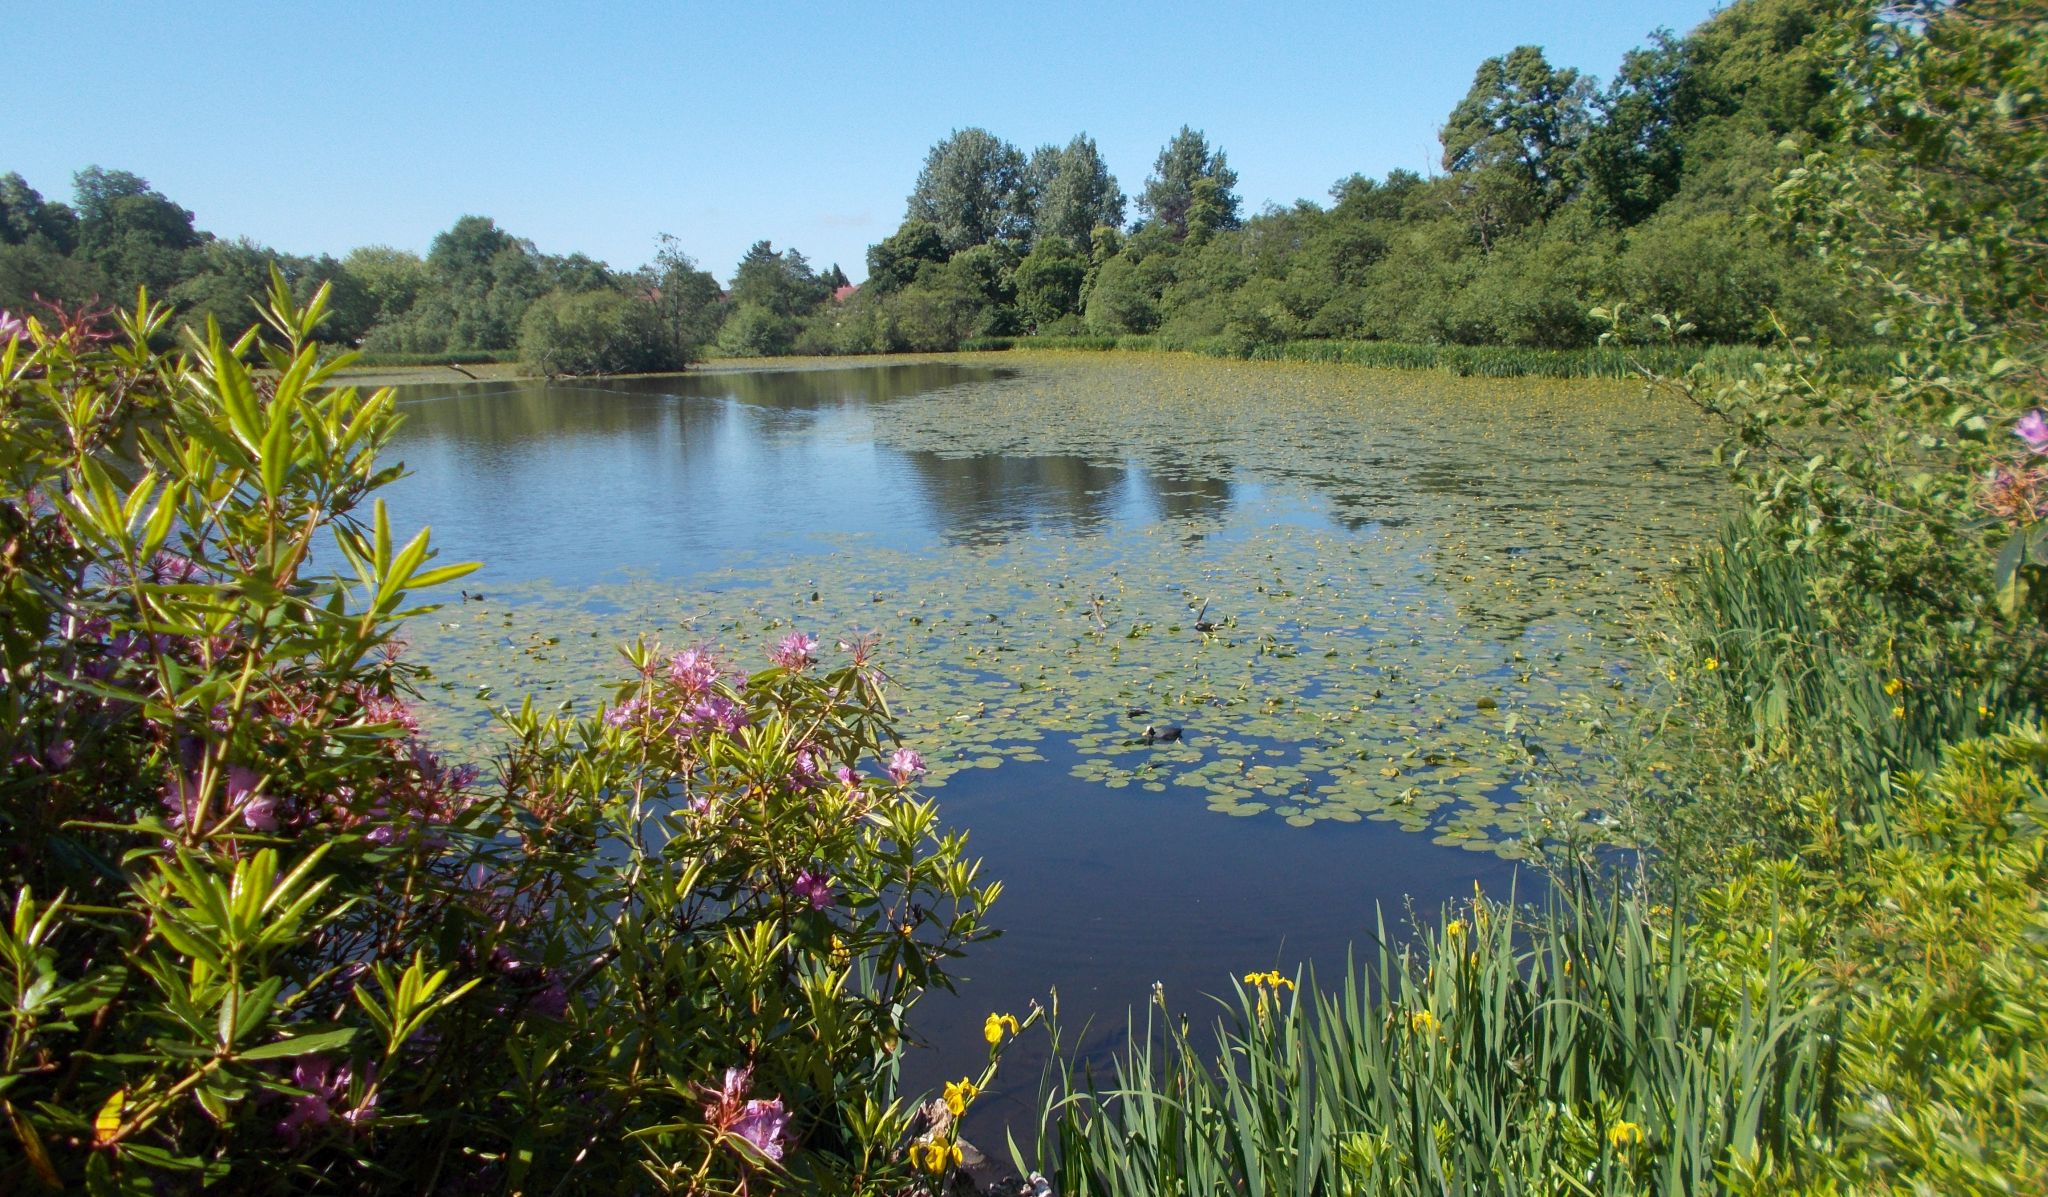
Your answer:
[0,173,78,253]
[518,287,681,376]
[1013,238,1088,331]
[71,167,208,298]
[864,220,948,296]
[1026,135,1126,248]
[1440,45,1593,241]
[1137,127,1240,242]
[1034,886,1832,1196]
[0,284,994,1191]
[644,235,726,361]
[717,300,801,357]
[906,128,1029,255]
[340,246,432,322]
[729,239,828,320]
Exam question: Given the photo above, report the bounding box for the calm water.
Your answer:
[381,355,1716,1127]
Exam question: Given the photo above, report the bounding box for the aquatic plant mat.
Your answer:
[394,353,1722,860]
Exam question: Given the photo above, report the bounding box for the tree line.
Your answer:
[2,0,1871,372]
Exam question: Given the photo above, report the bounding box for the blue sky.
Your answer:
[11,1,1724,284]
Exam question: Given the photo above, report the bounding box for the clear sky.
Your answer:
[11,1,1725,284]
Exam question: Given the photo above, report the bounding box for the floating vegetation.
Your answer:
[395,353,1723,859]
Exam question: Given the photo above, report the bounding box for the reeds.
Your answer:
[1024,888,1833,1196]
[964,336,1896,382]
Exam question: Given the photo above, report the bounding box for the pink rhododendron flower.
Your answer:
[701,1066,790,1161]
[731,1098,789,1161]
[887,747,926,784]
[787,746,824,790]
[771,632,818,672]
[684,694,747,734]
[791,869,834,910]
[276,1056,375,1144]
[605,696,652,727]
[667,647,721,695]
[2017,409,2048,454]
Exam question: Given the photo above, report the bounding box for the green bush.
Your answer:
[0,281,995,1192]
[518,287,686,376]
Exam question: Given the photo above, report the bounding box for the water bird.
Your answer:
[1141,724,1183,743]
[1192,602,1218,633]
[460,589,486,602]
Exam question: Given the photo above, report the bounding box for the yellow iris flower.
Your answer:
[909,1140,964,1175]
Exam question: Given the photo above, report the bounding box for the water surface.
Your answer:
[381,352,1719,1123]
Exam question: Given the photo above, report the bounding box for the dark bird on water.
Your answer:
[1141,724,1183,743]
[460,589,485,602]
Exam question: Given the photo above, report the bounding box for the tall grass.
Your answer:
[962,335,1896,382]
[345,348,520,368]
[1025,889,1833,1196]
[1645,519,2034,873]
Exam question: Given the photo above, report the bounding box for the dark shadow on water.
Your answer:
[900,753,1535,1146]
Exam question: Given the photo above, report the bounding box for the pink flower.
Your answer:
[731,1098,789,1161]
[241,794,282,832]
[605,696,652,727]
[276,1056,374,1144]
[0,311,24,344]
[683,694,747,735]
[360,694,420,735]
[787,746,824,790]
[771,632,818,673]
[667,647,722,695]
[887,747,926,785]
[791,869,834,910]
[161,769,202,828]
[2017,409,2048,455]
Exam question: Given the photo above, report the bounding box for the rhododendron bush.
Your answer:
[0,280,997,1194]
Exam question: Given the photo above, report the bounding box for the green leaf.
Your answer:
[238,1027,358,1061]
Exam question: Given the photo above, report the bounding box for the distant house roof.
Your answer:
[833,284,859,302]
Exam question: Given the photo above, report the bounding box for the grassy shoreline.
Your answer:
[963,333,1898,380]
[329,335,1894,390]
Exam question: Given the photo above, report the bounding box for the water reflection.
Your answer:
[385,363,1244,583]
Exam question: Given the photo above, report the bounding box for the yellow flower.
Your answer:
[983,1012,1019,1046]
[1703,657,1719,671]
[943,1078,979,1117]
[1407,1009,1439,1035]
[1883,677,1903,696]
[909,1140,963,1175]
[1892,704,1907,720]
[1446,917,1468,940]
[1608,1120,1647,1150]
[1243,970,1294,991]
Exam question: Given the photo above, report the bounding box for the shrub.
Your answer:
[0,281,994,1192]
[518,287,684,376]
